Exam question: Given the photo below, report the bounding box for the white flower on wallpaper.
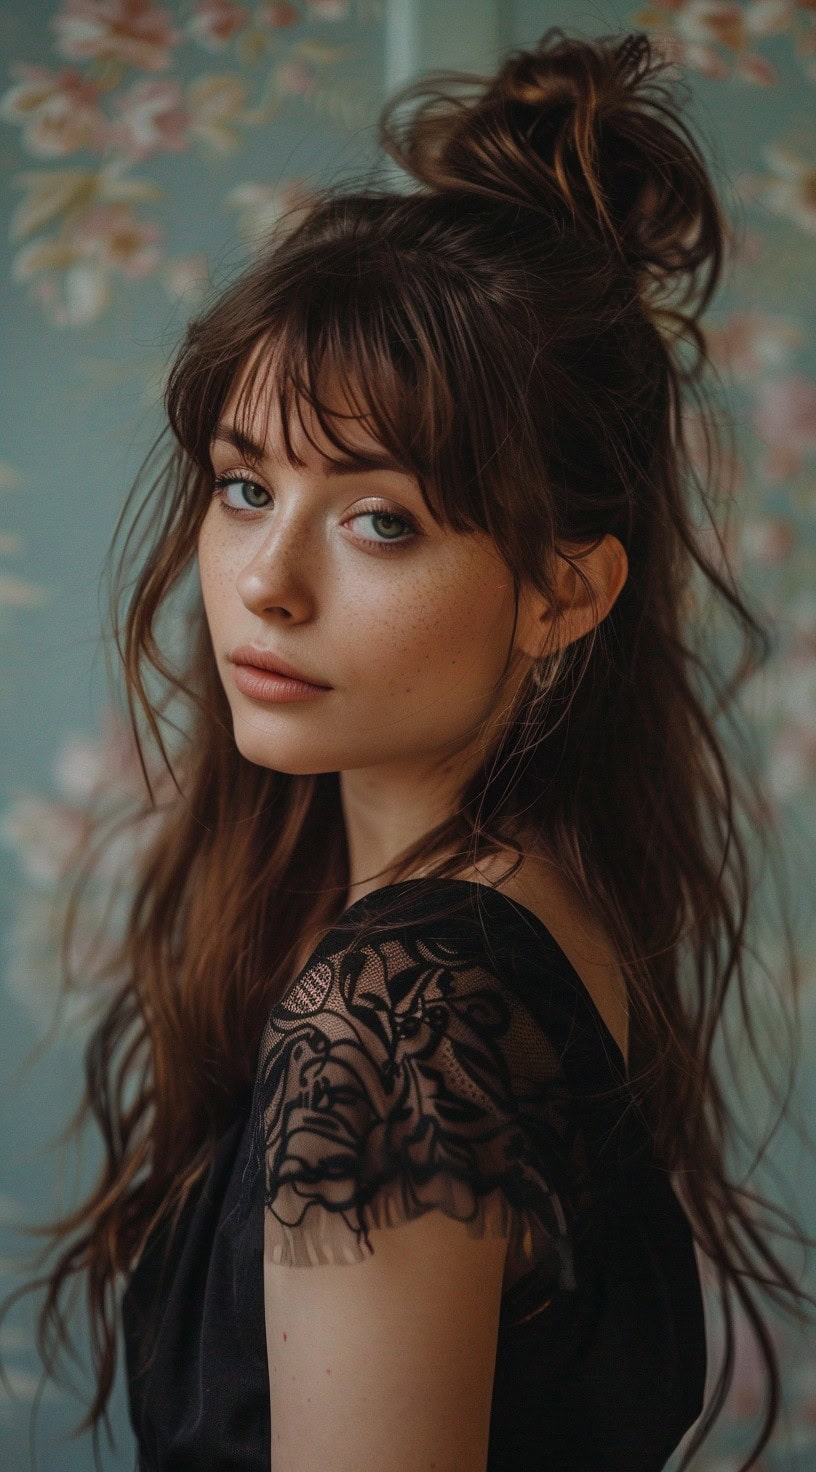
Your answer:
[0,0,383,326]
[705,308,816,481]
[224,175,317,242]
[0,461,48,617]
[52,0,183,73]
[705,310,806,380]
[0,64,110,156]
[0,710,177,1035]
[0,9,813,1467]
[107,76,190,157]
[751,374,816,480]
[0,1327,66,1422]
[736,145,816,239]
[633,0,816,83]
[689,304,816,801]
[186,1,254,53]
[8,157,163,324]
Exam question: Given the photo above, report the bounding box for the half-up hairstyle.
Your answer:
[2,28,813,1472]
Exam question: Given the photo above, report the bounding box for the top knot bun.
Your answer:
[378,27,726,310]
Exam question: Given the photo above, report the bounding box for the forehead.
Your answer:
[213,340,389,471]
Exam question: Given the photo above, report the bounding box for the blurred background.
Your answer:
[1,1,815,1467]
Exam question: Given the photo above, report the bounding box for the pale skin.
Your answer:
[197,349,630,1471]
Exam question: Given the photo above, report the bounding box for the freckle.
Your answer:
[282,1332,287,1341]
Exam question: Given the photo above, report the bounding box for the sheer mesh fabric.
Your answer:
[243,922,583,1299]
[122,884,709,1471]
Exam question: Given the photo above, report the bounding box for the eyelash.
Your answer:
[210,473,419,551]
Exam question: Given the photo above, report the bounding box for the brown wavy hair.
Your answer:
[3,26,815,1472]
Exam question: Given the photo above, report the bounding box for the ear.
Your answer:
[516,534,629,660]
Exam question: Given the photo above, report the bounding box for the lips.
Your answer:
[229,644,331,688]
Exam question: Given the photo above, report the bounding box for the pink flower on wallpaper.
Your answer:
[305,0,350,18]
[70,202,162,277]
[674,1,746,50]
[161,251,210,303]
[2,711,179,888]
[224,177,317,243]
[186,1,252,51]
[768,721,816,799]
[756,145,816,237]
[665,0,792,46]
[705,311,804,381]
[740,516,796,567]
[52,0,182,73]
[185,74,250,154]
[642,0,793,78]
[274,59,316,96]
[26,263,109,325]
[256,1,299,25]
[680,403,746,500]
[734,50,778,84]
[53,709,169,802]
[108,78,190,159]
[0,63,110,156]
[646,26,731,79]
[0,794,90,887]
[751,374,816,480]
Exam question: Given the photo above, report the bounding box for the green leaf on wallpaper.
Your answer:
[291,39,352,66]
[186,73,251,155]
[9,169,99,241]
[310,81,377,130]
[98,174,164,205]
[241,91,284,127]
[11,238,79,279]
[9,167,163,243]
[236,28,271,68]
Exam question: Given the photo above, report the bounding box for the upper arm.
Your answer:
[264,1206,508,1472]
[251,925,579,1471]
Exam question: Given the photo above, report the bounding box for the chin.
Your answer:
[231,727,332,776]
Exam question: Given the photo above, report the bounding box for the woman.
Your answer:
[3,26,814,1472]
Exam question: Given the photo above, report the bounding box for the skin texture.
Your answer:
[261,1205,508,1472]
[198,353,629,910]
[197,354,631,1471]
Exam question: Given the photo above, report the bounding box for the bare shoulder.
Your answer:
[447,846,630,1066]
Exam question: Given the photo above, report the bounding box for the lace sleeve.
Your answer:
[247,923,580,1298]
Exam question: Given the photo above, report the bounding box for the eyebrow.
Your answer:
[210,423,411,478]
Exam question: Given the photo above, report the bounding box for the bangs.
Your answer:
[192,258,506,538]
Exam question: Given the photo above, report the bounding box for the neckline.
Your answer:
[331,876,628,1075]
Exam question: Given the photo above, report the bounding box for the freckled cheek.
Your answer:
[340,568,505,691]
[196,524,251,616]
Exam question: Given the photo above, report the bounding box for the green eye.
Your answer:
[211,474,419,551]
[347,510,417,546]
[212,475,270,511]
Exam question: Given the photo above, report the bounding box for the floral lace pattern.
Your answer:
[240,911,587,1302]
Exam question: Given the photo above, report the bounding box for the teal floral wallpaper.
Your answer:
[1,2,814,1468]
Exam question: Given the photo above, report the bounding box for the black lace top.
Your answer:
[121,878,707,1472]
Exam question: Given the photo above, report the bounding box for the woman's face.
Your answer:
[196,360,529,783]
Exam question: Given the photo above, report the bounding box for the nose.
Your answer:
[234,509,319,620]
